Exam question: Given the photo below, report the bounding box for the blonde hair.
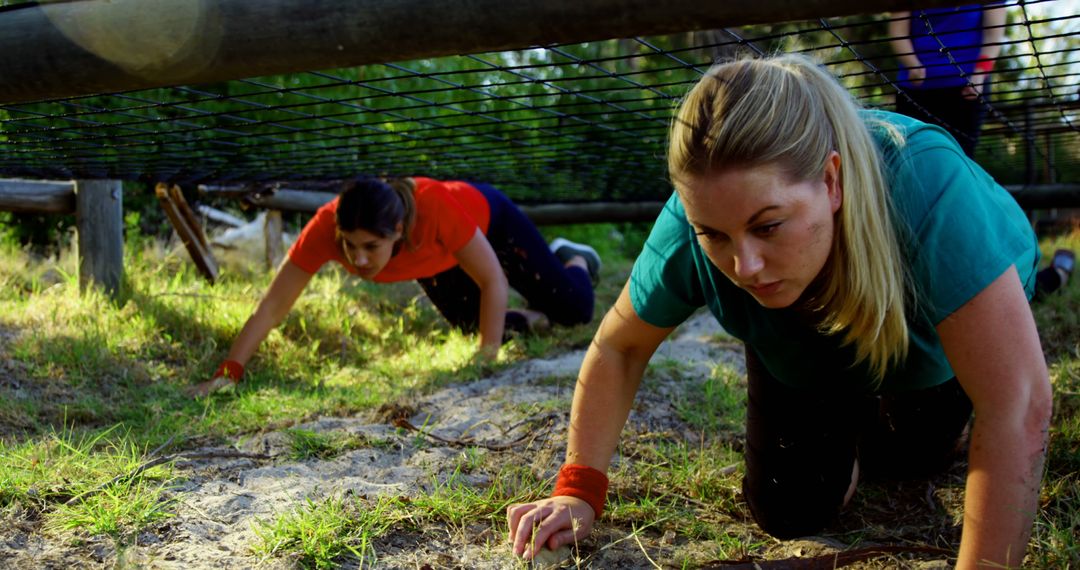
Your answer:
[668,54,910,381]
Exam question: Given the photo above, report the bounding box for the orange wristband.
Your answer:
[974,55,994,74]
[214,360,244,383]
[552,464,609,519]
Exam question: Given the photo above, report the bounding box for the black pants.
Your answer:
[416,183,594,335]
[895,85,987,158]
[742,347,973,539]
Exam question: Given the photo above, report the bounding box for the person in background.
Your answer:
[188,177,601,397]
[507,54,1053,569]
[889,4,1006,157]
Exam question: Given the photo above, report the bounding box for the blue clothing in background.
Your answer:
[899,5,986,89]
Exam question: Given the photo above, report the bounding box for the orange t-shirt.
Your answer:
[287,178,491,282]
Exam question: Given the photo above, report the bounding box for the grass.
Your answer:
[0,220,1077,568]
[252,493,408,569]
[0,424,176,537]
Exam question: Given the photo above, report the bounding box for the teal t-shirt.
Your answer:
[629,110,1039,392]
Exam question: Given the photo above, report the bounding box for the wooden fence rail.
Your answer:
[1,178,1076,300]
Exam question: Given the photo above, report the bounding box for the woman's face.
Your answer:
[339,224,402,279]
[679,153,842,309]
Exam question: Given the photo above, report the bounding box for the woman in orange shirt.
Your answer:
[189,177,599,396]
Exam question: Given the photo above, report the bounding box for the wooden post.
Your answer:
[264,210,284,270]
[75,180,124,298]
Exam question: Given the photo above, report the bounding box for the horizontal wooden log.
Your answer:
[200,183,663,224]
[521,201,663,225]
[1,0,969,104]
[1005,184,1080,210]
[0,179,76,214]
[202,182,1080,223]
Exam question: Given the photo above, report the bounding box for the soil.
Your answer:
[0,314,959,569]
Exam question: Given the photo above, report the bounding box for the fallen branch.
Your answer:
[63,448,273,507]
[392,413,557,451]
[703,545,953,569]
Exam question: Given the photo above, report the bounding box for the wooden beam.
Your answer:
[75,180,123,297]
[200,183,666,224]
[0,179,75,214]
[1005,184,1080,210]
[0,0,970,104]
[521,201,663,225]
[203,182,1080,223]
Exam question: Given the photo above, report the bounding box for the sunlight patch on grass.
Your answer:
[0,425,177,537]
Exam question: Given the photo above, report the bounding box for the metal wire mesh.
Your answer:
[0,0,1076,205]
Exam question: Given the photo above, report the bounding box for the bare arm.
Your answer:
[454,228,508,359]
[189,260,312,396]
[225,260,314,365]
[888,12,925,85]
[964,6,1007,98]
[507,283,676,558]
[936,266,1052,569]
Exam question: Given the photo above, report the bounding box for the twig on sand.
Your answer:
[702,545,953,569]
[63,448,273,507]
[392,412,558,451]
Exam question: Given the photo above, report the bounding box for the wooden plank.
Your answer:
[155,183,219,283]
[0,179,75,214]
[1005,184,1080,209]
[75,180,123,297]
[0,0,969,104]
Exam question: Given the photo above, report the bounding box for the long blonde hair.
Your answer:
[668,54,909,381]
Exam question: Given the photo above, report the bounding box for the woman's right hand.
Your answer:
[185,375,236,398]
[507,496,595,560]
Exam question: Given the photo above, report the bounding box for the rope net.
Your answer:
[0,0,1076,205]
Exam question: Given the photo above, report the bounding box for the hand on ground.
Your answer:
[507,496,594,560]
[185,376,236,398]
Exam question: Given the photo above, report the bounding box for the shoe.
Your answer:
[550,237,601,285]
[1051,249,1075,285]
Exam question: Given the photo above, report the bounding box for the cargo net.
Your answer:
[0,0,1075,204]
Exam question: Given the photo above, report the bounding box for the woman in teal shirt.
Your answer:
[507,54,1052,569]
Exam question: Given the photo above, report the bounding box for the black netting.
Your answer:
[0,0,1076,204]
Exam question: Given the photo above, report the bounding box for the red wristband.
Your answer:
[552,464,609,519]
[974,55,994,74]
[214,360,244,383]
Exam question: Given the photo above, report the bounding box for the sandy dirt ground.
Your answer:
[0,313,956,569]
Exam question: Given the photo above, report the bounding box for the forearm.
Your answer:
[887,15,921,69]
[957,412,1048,568]
[225,303,289,365]
[477,278,508,351]
[565,341,648,472]
[979,7,1007,61]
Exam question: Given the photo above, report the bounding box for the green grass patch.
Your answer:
[0,424,176,536]
[676,364,746,436]
[252,494,408,569]
[284,428,370,461]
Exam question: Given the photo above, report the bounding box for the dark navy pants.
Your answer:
[741,346,973,539]
[416,183,594,335]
